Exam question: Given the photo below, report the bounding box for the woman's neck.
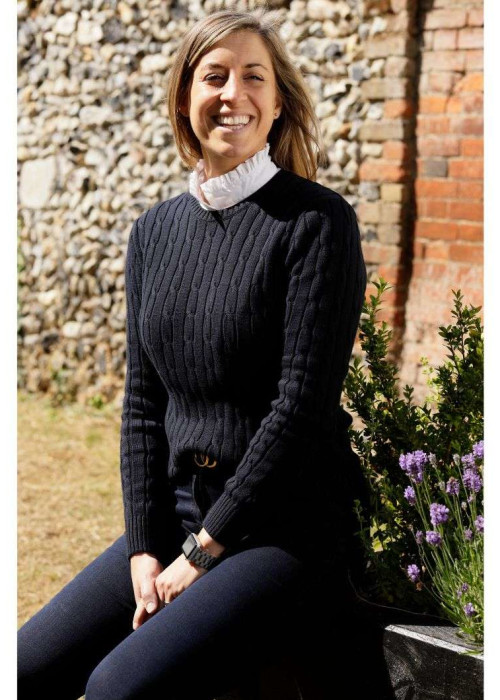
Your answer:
[201,146,267,180]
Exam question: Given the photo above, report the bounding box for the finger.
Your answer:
[132,600,146,631]
[133,585,143,608]
[141,582,160,614]
[155,575,175,606]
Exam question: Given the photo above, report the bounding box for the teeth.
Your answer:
[215,115,251,125]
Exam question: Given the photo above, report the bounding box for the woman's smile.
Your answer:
[212,114,255,132]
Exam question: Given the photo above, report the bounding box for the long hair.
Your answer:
[165,8,327,180]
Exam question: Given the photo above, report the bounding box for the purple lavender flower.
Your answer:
[472,440,484,460]
[430,503,449,527]
[399,450,428,484]
[404,486,416,505]
[464,528,474,541]
[415,530,424,544]
[426,530,442,546]
[457,583,469,598]
[461,453,476,469]
[474,515,484,533]
[413,450,428,465]
[407,564,420,583]
[446,477,460,496]
[464,602,476,617]
[463,467,482,493]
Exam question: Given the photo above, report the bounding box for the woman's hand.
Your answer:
[152,530,225,606]
[130,531,225,630]
[153,554,207,607]
[130,552,165,631]
[130,551,208,630]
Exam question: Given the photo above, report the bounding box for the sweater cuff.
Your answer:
[125,512,165,562]
[201,490,251,548]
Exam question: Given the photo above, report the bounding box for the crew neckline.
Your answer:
[186,168,291,221]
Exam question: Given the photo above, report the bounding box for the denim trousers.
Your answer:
[18,462,341,700]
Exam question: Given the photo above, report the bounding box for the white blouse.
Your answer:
[188,142,281,211]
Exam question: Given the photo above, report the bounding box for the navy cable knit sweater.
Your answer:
[120,167,367,562]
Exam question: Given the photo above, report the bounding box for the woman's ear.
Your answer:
[178,93,190,118]
[274,93,283,119]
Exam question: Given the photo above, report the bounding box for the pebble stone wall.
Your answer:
[17,0,483,406]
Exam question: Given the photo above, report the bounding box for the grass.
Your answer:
[17,390,124,629]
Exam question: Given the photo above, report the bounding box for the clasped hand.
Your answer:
[130,551,207,630]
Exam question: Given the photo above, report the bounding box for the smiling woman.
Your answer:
[168,9,326,180]
[17,8,367,700]
[177,30,283,179]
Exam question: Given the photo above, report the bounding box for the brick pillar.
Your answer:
[357,0,420,356]
[399,0,484,397]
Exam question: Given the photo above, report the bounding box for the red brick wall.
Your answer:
[356,0,483,400]
[399,0,483,395]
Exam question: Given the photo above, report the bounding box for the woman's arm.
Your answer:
[200,195,367,548]
[196,528,226,557]
[120,215,177,563]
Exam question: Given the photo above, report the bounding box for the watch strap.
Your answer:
[182,533,219,571]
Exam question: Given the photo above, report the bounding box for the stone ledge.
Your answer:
[214,601,483,700]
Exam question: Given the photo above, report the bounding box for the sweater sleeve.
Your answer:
[120,215,177,562]
[201,195,367,547]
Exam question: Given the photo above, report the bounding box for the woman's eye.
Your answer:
[204,74,264,82]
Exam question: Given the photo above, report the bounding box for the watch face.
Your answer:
[182,533,198,559]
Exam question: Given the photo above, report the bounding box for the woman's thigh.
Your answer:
[17,533,138,700]
[84,542,308,700]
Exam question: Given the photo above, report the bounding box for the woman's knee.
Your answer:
[17,649,81,700]
[85,664,121,700]
[17,618,61,697]
[84,660,180,700]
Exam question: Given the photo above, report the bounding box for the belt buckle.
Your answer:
[193,451,217,468]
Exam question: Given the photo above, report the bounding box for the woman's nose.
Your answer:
[220,74,245,102]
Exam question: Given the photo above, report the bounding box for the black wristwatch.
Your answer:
[181,532,220,571]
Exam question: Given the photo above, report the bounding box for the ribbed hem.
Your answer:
[125,512,163,561]
[201,490,250,548]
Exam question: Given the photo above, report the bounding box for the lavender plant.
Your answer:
[401,446,484,643]
[344,278,483,644]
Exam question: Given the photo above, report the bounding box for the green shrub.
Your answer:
[345,278,483,645]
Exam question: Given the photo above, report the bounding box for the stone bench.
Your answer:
[215,600,484,700]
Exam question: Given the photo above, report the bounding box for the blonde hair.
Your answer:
[165,8,327,181]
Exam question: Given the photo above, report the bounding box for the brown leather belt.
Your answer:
[193,451,218,468]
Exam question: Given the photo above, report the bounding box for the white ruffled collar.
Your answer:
[188,143,280,211]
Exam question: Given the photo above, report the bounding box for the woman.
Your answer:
[18,9,368,700]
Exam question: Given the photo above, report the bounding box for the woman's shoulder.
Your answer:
[128,192,190,253]
[279,171,361,265]
[135,191,189,231]
[280,169,355,220]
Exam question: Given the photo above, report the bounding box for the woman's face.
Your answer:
[181,30,282,178]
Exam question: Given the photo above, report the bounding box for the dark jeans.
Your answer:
[18,466,339,700]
